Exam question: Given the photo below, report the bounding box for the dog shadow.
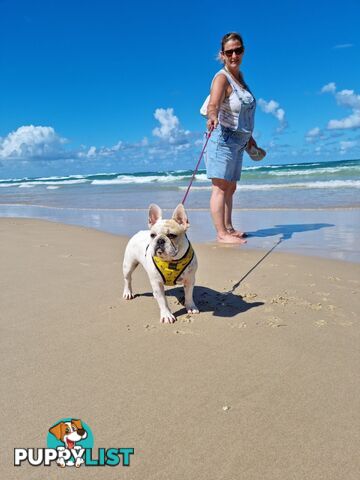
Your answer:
[136,286,263,319]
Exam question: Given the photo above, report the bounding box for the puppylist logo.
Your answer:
[14,418,134,468]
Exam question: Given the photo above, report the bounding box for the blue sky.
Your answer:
[0,0,359,178]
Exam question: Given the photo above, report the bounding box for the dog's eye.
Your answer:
[168,234,177,239]
[65,427,70,433]
[150,233,156,239]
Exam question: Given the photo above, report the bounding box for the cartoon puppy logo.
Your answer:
[49,419,87,467]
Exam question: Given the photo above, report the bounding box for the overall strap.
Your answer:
[220,68,237,93]
[220,68,255,103]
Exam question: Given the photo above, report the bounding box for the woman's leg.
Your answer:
[210,178,246,244]
[224,181,246,238]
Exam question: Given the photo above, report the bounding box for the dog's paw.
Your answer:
[123,289,134,300]
[186,304,200,314]
[160,312,176,324]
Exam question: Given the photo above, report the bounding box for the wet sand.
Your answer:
[0,205,359,262]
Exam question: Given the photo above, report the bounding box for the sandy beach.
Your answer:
[1,217,359,479]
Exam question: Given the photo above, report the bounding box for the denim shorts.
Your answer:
[205,125,251,182]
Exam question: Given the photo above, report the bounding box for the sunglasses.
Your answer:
[223,46,244,57]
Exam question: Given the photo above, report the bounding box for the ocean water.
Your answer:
[1,159,359,261]
[0,158,359,210]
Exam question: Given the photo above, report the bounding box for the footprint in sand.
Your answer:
[309,303,323,311]
[315,292,330,302]
[229,321,247,329]
[242,292,258,299]
[144,324,157,331]
[314,319,327,327]
[336,320,353,327]
[266,317,287,328]
[181,316,193,323]
[270,295,289,305]
[174,329,197,335]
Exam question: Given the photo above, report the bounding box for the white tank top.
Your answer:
[213,68,256,132]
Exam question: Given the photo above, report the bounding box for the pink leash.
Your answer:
[181,127,214,205]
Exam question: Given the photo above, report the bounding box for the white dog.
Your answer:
[123,204,199,323]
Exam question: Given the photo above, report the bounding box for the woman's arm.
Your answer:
[206,74,228,131]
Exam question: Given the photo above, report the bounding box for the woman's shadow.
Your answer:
[246,223,334,241]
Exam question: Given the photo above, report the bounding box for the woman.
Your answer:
[205,32,265,244]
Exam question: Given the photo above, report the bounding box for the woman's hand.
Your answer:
[207,113,218,131]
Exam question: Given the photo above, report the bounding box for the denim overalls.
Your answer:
[205,69,256,181]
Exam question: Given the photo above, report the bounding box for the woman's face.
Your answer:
[221,39,244,70]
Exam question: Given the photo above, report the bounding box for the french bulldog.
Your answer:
[123,204,199,323]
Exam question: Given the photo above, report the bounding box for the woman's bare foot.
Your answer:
[217,232,247,244]
[226,227,247,238]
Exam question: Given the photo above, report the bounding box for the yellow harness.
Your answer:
[152,243,194,286]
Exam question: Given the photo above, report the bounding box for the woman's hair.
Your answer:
[221,32,244,52]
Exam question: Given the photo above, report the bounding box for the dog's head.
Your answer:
[148,204,189,259]
[49,419,87,448]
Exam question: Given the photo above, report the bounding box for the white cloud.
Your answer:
[152,108,190,144]
[0,125,67,160]
[321,83,360,130]
[87,146,97,157]
[0,113,206,177]
[321,82,336,94]
[333,43,354,49]
[339,140,357,154]
[153,108,179,139]
[306,127,322,142]
[328,112,360,129]
[258,98,287,132]
[335,89,360,110]
[80,140,124,158]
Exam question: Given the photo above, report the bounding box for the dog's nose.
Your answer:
[157,238,165,246]
[77,428,85,436]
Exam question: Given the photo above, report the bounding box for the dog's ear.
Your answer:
[172,204,189,228]
[71,419,83,430]
[49,422,65,441]
[148,204,162,227]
